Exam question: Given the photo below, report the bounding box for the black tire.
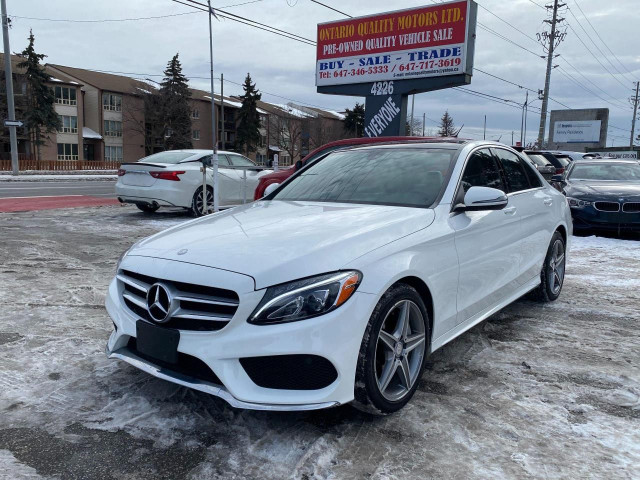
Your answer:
[135,203,159,214]
[353,283,430,415]
[532,231,566,302]
[190,186,213,217]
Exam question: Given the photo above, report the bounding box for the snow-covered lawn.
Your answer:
[0,206,638,479]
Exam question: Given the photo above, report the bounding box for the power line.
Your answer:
[9,0,262,23]
[571,0,636,82]
[175,0,316,44]
[565,13,630,91]
[309,0,352,18]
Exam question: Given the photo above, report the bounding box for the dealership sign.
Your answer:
[589,151,638,159]
[553,120,602,144]
[316,1,472,87]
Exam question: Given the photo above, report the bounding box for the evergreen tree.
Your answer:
[159,53,192,150]
[438,110,456,137]
[344,102,365,137]
[17,30,60,160]
[235,73,262,156]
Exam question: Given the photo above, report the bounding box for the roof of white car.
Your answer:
[170,149,238,155]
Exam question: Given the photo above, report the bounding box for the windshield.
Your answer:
[139,151,195,164]
[569,162,640,181]
[553,155,571,167]
[271,147,456,207]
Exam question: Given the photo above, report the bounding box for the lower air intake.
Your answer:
[240,354,338,390]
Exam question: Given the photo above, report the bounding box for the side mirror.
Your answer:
[263,182,280,197]
[294,160,303,171]
[459,186,508,211]
[551,174,564,183]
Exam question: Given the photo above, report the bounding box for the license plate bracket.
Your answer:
[136,320,180,364]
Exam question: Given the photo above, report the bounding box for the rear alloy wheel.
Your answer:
[190,187,214,217]
[136,203,159,214]
[354,284,429,415]
[532,231,566,302]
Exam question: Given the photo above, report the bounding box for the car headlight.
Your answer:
[249,271,362,325]
[566,196,591,208]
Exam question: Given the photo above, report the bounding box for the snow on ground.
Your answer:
[0,206,638,479]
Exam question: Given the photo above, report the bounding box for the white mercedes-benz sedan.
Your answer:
[106,140,572,414]
[115,149,273,215]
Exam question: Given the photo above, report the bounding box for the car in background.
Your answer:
[116,150,272,216]
[525,150,570,175]
[106,139,571,414]
[546,150,593,162]
[553,159,640,233]
[521,151,556,180]
[253,136,440,200]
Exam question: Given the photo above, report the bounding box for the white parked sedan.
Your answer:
[115,150,273,215]
[106,140,572,414]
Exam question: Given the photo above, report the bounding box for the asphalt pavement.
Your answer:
[0,180,117,199]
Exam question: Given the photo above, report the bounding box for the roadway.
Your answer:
[0,180,116,199]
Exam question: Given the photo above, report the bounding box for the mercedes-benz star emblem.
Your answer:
[146,283,172,323]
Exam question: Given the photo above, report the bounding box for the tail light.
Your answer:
[117,169,126,176]
[555,168,565,174]
[149,171,185,181]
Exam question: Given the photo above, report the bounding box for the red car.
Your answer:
[254,136,440,200]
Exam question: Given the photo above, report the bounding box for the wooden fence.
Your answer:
[0,158,121,171]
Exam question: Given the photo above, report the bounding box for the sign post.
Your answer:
[316,0,477,137]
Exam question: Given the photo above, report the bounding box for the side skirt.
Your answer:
[430,275,540,353]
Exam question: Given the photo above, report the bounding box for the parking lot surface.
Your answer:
[0,205,638,479]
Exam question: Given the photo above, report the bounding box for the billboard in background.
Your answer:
[316,1,472,86]
[553,120,602,144]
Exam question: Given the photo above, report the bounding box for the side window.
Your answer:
[228,154,256,167]
[217,154,231,166]
[459,148,506,195]
[492,148,531,193]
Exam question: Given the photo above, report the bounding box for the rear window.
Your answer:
[139,151,195,164]
[525,153,552,167]
[272,147,456,207]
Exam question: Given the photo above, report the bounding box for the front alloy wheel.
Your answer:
[532,231,566,302]
[354,284,429,415]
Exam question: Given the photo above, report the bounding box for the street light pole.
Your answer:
[208,0,219,213]
[1,0,19,175]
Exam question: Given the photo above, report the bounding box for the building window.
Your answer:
[104,120,122,137]
[57,143,78,160]
[103,93,122,111]
[260,135,267,147]
[192,129,200,140]
[192,108,199,119]
[105,146,123,161]
[58,115,78,134]
[54,86,77,106]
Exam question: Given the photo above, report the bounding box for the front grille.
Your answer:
[240,355,338,390]
[623,202,640,213]
[594,201,620,212]
[126,337,223,385]
[118,269,239,331]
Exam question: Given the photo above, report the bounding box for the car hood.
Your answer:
[130,200,435,289]
[566,181,640,198]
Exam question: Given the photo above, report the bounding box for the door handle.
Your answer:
[503,207,517,215]
[544,198,553,206]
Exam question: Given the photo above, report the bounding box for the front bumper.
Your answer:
[570,206,640,231]
[105,258,377,411]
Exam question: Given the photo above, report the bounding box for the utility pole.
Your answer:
[630,81,639,148]
[520,91,528,145]
[409,95,415,136]
[220,72,224,151]
[1,0,18,175]
[537,0,566,148]
[483,115,486,140]
[207,0,219,213]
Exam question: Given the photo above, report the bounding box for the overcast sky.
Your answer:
[5,0,639,146]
